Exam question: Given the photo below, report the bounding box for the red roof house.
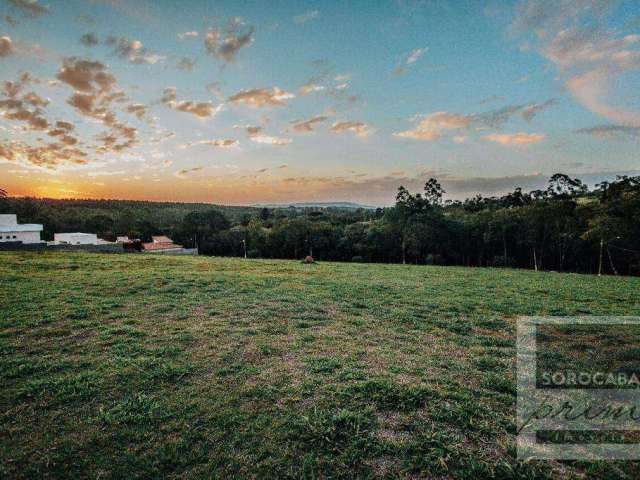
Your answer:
[142,235,184,252]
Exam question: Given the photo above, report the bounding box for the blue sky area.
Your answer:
[1,0,639,204]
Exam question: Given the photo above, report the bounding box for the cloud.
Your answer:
[330,121,371,138]
[512,0,613,33]
[47,120,75,138]
[395,101,557,141]
[293,10,319,24]
[79,33,99,47]
[206,81,224,98]
[291,115,327,133]
[474,104,529,128]
[67,92,110,121]
[55,58,138,154]
[87,170,126,177]
[126,103,146,120]
[174,101,218,118]
[0,36,14,57]
[0,140,88,169]
[204,18,254,63]
[250,135,292,145]
[177,57,196,71]
[3,15,18,26]
[104,35,164,64]
[565,69,640,126]
[394,112,472,140]
[513,0,640,126]
[2,103,49,130]
[521,99,558,122]
[96,123,137,152]
[56,58,116,93]
[76,33,164,64]
[228,87,294,107]
[406,47,427,65]
[483,132,545,146]
[0,72,51,131]
[299,82,325,95]
[185,139,239,148]
[575,124,640,139]
[177,31,198,40]
[234,124,263,137]
[161,87,221,118]
[7,0,49,18]
[174,166,204,178]
[2,71,35,97]
[395,47,427,74]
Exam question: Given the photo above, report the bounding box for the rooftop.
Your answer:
[0,214,43,232]
[152,236,173,243]
[143,242,183,251]
[0,224,44,233]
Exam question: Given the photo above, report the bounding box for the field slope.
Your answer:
[1,252,639,478]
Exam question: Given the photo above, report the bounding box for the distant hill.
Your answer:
[254,202,378,210]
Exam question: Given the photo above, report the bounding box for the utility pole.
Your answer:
[598,237,603,276]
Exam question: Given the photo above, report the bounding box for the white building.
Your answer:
[0,214,43,244]
[53,232,99,245]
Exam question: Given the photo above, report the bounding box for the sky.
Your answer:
[0,0,639,205]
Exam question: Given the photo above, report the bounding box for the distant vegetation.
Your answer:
[1,173,639,275]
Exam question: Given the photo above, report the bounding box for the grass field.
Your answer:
[1,252,640,479]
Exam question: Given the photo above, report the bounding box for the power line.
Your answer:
[608,244,640,255]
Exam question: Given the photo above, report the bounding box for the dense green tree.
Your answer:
[180,210,231,251]
[4,174,640,275]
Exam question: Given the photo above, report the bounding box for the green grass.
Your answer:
[1,252,640,478]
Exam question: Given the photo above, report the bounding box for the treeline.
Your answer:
[0,197,259,241]
[2,173,639,275]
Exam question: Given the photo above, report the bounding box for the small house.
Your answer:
[0,214,43,244]
[53,232,110,245]
[142,235,184,253]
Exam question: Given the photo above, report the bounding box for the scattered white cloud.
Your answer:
[250,135,292,145]
[293,10,319,24]
[161,87,222,118]
[395,47,427,74]
[575,124,640,139]
[484,132,545,146]
[330,121,371,138]
[174,166,204,178]
[228,87,294,108]
[177,31,198,40]
[299,82,325,95]
[291,116,327,133]
[0,36,14,57]
[394,112,472,141]
[7,0,49,18]
[204,18,254,63]
[513,0,640,126]
[395,101,557,141]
